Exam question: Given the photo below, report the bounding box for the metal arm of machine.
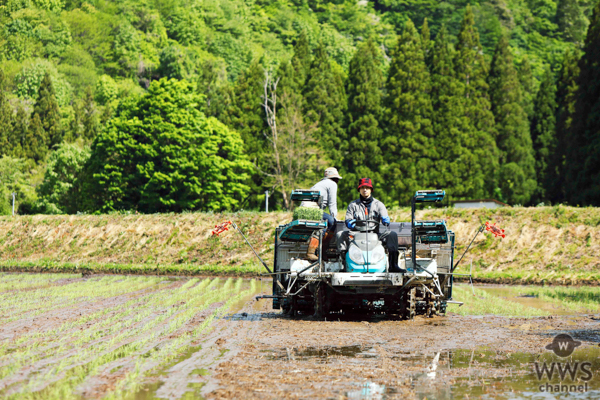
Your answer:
[411,196,416,274]
[451,224,484,273]
[452,221,506,273]
[212,220,285,290]
[229,222,272,274]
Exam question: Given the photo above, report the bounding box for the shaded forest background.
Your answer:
[0,0,599,214]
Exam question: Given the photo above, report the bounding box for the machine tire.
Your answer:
[440,301,447,315]
[313,282,329,319]
[282,297,292,315]
[438,275,450,316]
[401,287,416,320]
[425,290,438,318]
[291,296,300,318]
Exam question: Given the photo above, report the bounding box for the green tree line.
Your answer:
[0,0,599,213]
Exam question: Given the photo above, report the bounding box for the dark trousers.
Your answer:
[381,230,400,272]
[336,229,399,270]
[336,230,397,251]
[379,230,398,254]
[322,213,336,232]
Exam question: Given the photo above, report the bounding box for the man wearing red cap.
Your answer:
[336,177,401,272]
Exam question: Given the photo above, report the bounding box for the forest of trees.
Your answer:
[0,0,599,213]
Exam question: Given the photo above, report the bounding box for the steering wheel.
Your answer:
[354,219,379,232]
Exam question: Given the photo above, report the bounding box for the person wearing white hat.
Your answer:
[304,167,342,261]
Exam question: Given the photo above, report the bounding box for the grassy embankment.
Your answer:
[0,205,599,284]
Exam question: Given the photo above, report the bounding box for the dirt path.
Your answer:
[200,300,600,399]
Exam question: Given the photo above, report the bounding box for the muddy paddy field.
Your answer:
[2,273,600,399]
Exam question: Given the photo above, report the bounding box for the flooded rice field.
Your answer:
[1,273,600,399]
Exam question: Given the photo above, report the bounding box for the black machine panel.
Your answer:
[330,221,412,248]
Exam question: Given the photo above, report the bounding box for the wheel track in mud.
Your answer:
[205,303,600,399]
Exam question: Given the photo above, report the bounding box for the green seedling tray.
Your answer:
[278,220,326,242]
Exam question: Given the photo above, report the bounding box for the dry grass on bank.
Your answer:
[0,206,599,282]
[398,206,600,278]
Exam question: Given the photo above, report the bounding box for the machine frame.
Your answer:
[266,189,464,319]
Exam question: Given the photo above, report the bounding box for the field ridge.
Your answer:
[1,206,599,283]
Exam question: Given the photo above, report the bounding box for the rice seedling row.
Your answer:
[1,273,262,399]
[449,286,551,317]
[0,276,163,323]
[2,279,224,385]
[0,273,81,292]
[521,285,600,312]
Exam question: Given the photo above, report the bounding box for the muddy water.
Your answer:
[479,285,575,315]
[447,346,600,399]
[209,311,600,399]
[120,283,600,399]
[8,273,597,399]
[257,340,600,399]
[201,283,600,399]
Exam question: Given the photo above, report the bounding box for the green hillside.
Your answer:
[0,0,592,86]
[1,0,599,214]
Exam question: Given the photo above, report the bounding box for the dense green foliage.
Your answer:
[225,59,267,209]
[518,56,535,121]
[1,0,600,213]
[568,1,600,205]
[34,142,90,214]
[33,72,61,148]
[530,67,557,204]
[454,4,499,197]
[549,49,579,204]
[488,36,536,205]
[429,26,475,198]
[81,78,252,213]
[0,156,37,215]
[557,0,590,43]
[304,42,347,163]
[382,20,434,205]
[340,38,384,204]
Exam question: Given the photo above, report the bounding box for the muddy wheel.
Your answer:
[401,287,416,320]
[313,283,329,319]
[438,278,450,316]
[426,301,438,318]
[439,301,447,315]
[425,291,437,318]
[282,298,292,316]
[291,296,300,318]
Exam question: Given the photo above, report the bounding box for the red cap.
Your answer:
[357,177,373,190]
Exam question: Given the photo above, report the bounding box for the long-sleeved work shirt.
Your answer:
[345,197,390,227]
[310,178,338,218]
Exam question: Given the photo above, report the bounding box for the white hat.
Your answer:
[324,167,342,180]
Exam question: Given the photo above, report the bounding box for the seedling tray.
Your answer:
[278,219,326,242]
